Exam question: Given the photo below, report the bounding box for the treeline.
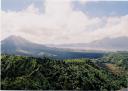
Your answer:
[1,54,128,90]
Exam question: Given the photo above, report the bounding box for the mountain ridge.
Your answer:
[1,35,105,59]
[52,36,128,51]
[2,35,128,51]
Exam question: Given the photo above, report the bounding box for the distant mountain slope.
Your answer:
[1,36,56,57]
[1,35,104,59]
[88,37,128,50]
[55,37,128,51]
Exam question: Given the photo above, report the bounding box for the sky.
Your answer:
[1,0,128,44]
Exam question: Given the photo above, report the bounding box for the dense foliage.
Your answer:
[1,54,128,90]
[100,52,128,70]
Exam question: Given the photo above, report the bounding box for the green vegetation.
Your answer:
[101,52,128,70]
[65,58,89,63]
[1,54,128,90]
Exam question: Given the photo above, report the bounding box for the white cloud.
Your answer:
[1,0,128,44]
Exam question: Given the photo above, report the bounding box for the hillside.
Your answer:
[1,54,128,90]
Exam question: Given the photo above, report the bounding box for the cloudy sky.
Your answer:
[1,0,128,44]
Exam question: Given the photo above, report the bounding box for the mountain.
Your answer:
[54,37,128,51]
[1,35,59,57]
[1,35,104,59]
[88,37,128,50]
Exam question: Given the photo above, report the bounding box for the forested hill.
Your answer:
[1,54,128,90]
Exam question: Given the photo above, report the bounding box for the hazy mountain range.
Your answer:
[1,36,61,57]
[1,35,128,59]
[1,35,110,59]
[51,37,128,51]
